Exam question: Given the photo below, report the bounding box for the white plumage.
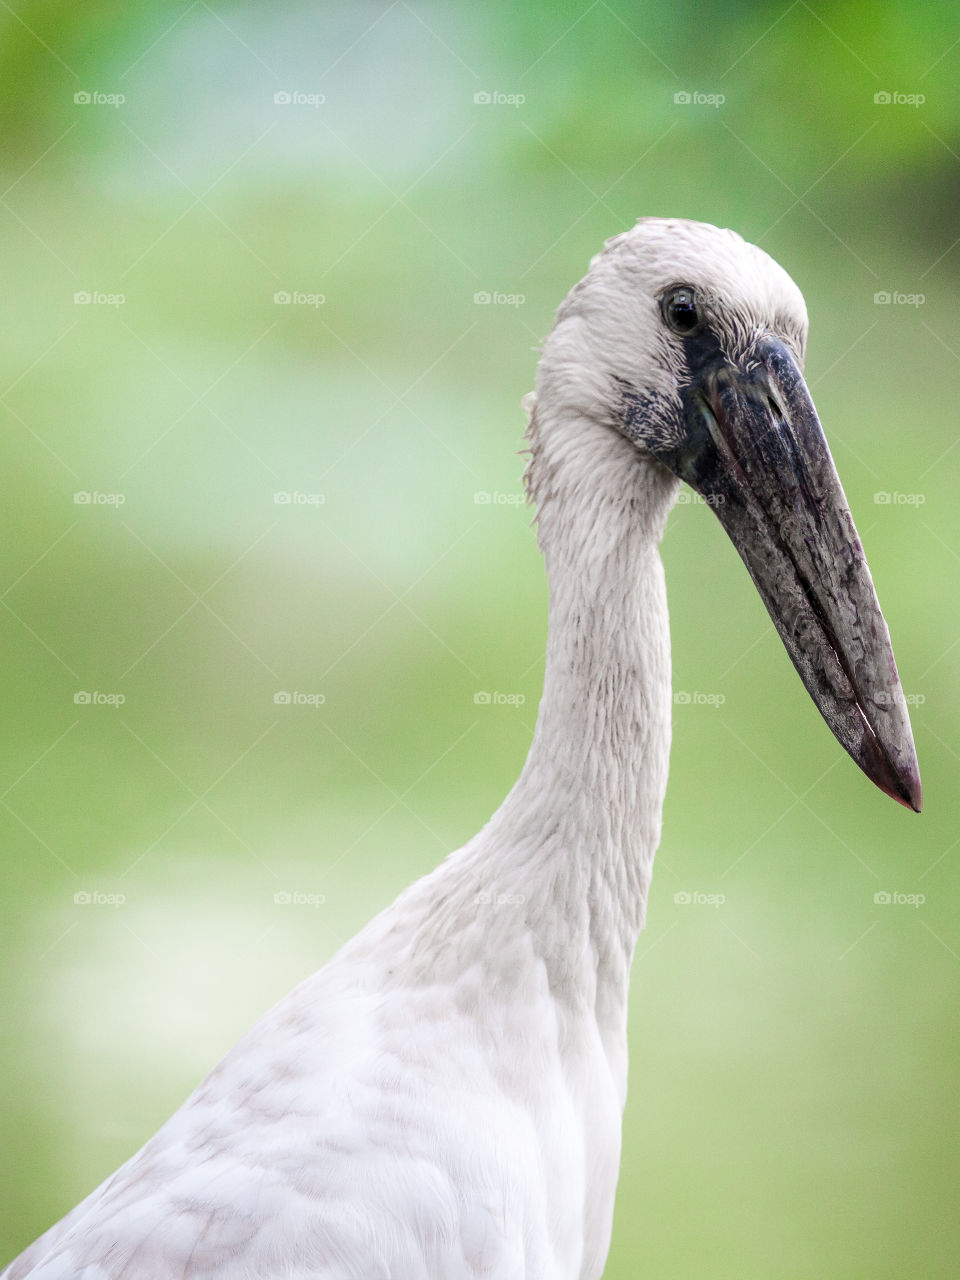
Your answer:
[3,218,919,1279]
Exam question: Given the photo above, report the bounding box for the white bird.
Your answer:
[4,218,921,1280]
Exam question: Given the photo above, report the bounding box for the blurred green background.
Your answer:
[0,1,957,1274]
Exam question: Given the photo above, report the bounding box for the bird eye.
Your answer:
[662,286,702,335]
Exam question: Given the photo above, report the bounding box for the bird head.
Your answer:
[536,217,921,811]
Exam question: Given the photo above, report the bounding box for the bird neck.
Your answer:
[476,402,678,1019]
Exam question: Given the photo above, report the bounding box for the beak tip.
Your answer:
[905,775,923,814]
[878,760,922,813]
[891,781,922,814]
[859,724,922,813]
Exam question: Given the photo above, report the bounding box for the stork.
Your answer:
[3,218,920,1280]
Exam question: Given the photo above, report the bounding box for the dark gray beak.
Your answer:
[652,334,921,811]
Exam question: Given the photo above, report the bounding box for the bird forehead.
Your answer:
[595,217,808,335]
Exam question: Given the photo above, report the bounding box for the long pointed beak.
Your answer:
[661,335,921,811]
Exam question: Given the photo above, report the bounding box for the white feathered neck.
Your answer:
[494,399,678,1010]
[373,396,679,1059]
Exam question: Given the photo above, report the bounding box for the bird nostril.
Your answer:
[763,388,786,423]
[704,380,726,433]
